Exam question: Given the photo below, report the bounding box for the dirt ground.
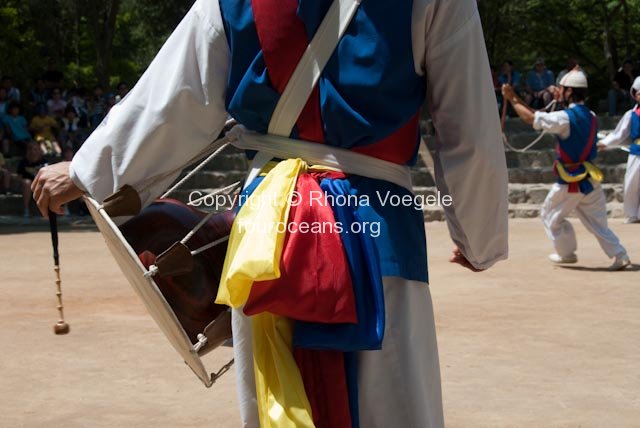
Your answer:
[0,219,638,428]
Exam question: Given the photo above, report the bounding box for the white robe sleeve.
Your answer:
[69,0,230,206]
[600,110,632,148]
[533,110,570,139]
[421,0,508,269]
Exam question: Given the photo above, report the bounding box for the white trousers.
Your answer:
[624,154,640,219]
[540,182,626,258]
[232,277,444,428]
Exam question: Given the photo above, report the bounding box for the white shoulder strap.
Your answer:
[268,0,362,137]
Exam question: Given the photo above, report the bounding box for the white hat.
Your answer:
[559,70,588,88]
[631,76,640,93]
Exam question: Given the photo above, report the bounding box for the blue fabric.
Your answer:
[498,71,521,86]
[526,69,555,92]
[293,177,385,352]
[556,105,598,194]
[240,173,428,283]
[3,115,30,141]
[218,0,424,165]
[630,109,640,141]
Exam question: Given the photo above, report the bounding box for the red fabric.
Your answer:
[294,348,352,428]
[251,0,324,142]
[243,172,357,324]
[352,111,421,165]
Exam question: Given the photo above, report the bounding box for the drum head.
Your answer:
[85,196,216,387]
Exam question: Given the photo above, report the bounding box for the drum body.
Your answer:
[85,196,234,387]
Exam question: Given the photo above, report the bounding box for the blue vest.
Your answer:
[555,104,598,194]
[217,0,429,283]
[218,0,425,165]
[630,108,640,156]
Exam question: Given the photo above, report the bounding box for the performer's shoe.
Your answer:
[608,253,631,271]
[624,216,639,224]
[548,253,578,264]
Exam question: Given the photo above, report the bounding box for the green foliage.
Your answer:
[3,0,639,109]
[1,0,193,91]
[479,0,640,103]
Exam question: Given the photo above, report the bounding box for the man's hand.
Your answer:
[501,84,516,103]
[449,246,484,272]
[31,161,83,218]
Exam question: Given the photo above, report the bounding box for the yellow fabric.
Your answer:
[556,161,603,184]
[216,158,306,307]
[252,313,315,428]
[216,158,346,428]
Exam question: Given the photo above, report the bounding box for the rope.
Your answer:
[191,236,230,256]
[502,130,548,153]
[501,100,557,153]
[187,181,243,207]
[161,141,231,199]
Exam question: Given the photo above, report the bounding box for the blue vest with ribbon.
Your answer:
[218,0,425,165]
[555,104,599,194]
[630,108,640,156]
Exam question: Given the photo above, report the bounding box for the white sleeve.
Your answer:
[533,111,570,139]
[422,0,508,270]
[70,0,230,206]
[600,110,632,148]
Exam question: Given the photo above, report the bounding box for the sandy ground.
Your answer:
[0,219,638,428]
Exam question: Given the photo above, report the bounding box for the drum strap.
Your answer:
[267,0,362,138]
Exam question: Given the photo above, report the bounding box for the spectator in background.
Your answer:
[498,61,521,116]
[115,82,129,102]
[30,103,61,157]
[0,88,7,155]
[30,78,49,108]
[105,92,117,114]
[59,105,82,150]
[525,58,555,108]
[499,60,521,88]
[68,87,89,126]
[2,76,21,103]
[17,141,46,217]
[47,88,67,119]
[608,60,638,116]
[2,101,31,156]
[0,152,11,195]
[88,85,106,127]
[0,87,8,117]
[42,58,64,90]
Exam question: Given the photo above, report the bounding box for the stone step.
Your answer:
[414,184,624,207]
[502,115,622,135]
[505,149,629,168]
[423,201,626,222]
[508,165,627,184]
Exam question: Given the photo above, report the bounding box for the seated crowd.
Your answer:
[492,57,639,116]
[0,65,129,217]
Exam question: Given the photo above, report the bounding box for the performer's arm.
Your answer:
[501,85,535,125]
[422,0,508,270]
[599,110,632,149]
[34,0,230,215]
[531,110,570,139]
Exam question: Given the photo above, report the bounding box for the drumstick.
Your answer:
[49,211,70,335]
